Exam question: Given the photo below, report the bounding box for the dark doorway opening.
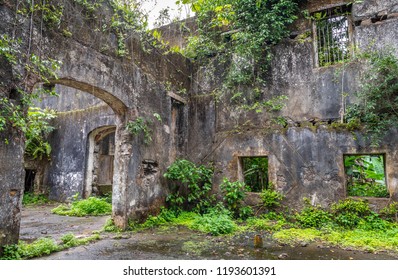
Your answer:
[24,169,36,193]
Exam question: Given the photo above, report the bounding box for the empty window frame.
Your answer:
[240,156,269,192]
[344,154,389,198]
[313,5,352,67]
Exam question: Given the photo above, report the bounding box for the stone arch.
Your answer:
[35,77,132,229]
[49,78,128,116]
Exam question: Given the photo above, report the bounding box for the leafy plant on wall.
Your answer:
[24,107,56,160]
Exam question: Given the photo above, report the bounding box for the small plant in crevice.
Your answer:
[220,178,252,219]
[126,113,162,144]
[51,196,112,217]
[164,159,215,214]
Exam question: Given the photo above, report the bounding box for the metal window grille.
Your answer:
[315,7,351,67]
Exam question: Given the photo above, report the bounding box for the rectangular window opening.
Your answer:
[240,156,269,192]
[344,154,389,198]
[313,5,352,67]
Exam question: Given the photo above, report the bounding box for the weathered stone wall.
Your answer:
[0,4,24,251]
[189,0,398,208]
[0,132,24,253]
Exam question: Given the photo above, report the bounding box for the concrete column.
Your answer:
[112,115,133,230]
[0,132,24,254]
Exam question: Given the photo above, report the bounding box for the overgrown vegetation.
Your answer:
[344,155,388,198]
[260,186,284,209]
[220,178,252,219]
[345,48,398,147]
[241,157,268,192]
[0,31,60,145]
[178,0,298,112]
[0,233,100,260]
[52,196,112,217]
[25,107,56,160]
[164,159,215,214]
[22,192,50,206]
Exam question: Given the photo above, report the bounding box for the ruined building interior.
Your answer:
[1,0,398,252]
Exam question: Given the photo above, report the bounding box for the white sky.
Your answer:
[140,0,193,28]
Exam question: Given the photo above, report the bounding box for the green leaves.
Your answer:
[24,107,56,160]
[126,114,162,144]
[344,155,388,198]
[164,159,214,214]
[220,178,253,219]
[52,197,112,217]
[346,48,398,146]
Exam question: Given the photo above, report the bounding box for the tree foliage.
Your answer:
[344,155,388,198]
[346,48,398,146]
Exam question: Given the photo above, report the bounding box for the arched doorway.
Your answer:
[85,126,116,198]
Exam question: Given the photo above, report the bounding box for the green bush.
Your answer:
[24,107,56,160]
[260,186,284,209]
[220,178,252,219]
[358,213,396,231]
[52,197,112,217]
[164,159,215,214]
[22,192,49,206]
[295,205,333,229]
[331,199,371,229]
[380,202,398,222]
[191,209,236,236]
[0,244,21,260]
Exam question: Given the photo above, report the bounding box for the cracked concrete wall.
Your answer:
[189,0,398,208]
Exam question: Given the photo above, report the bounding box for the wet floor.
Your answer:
[20,205,398,260]
[20,204,109,242]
